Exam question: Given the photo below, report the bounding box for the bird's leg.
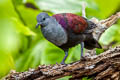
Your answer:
[60,50,68,65]
[80,42,85,59]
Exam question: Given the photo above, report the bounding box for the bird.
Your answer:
[36,12,101,64]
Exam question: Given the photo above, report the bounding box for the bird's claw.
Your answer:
[60,62,65,65]
[56,62,59,65]
[80,56,87,61]
[60,62,67,65]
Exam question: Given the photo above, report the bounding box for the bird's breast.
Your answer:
[41,22,68,46]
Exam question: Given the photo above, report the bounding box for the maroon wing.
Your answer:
[52,13,88,33]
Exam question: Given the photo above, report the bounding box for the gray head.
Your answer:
[36,12,50,28]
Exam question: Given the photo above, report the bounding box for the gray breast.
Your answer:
[41,18,68,46]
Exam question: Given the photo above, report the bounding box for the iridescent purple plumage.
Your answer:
[53,14,68,29]
[53,13,88,33]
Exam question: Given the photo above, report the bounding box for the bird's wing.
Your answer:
[52,13,88,34]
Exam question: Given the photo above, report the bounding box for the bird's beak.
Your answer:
[36,23,41,28]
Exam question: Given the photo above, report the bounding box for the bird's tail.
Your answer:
[84,38,102,50]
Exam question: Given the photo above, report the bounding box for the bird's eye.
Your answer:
[43,18,45,21]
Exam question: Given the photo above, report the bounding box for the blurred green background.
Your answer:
[0,0,120,79]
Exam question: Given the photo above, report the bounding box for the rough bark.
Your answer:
[5,46,120,80]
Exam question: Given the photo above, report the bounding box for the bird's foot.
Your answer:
[60,61,67,65]
[56,62,59,65]
[80,56,87,61]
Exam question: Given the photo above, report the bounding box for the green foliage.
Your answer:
[99,24,120,45]
[0,0,120,79]
[82,77,92,80]
[35,0,99,18]
[95,0,120,19]
[57,76,72,80]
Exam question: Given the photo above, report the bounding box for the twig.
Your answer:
[90,12,120,40]
[82,2,86,18]
[87,12,120,56]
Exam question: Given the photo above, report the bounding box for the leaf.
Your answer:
[35,0,99,18]
[95,0,120,19]
[82,77,92,80]
[0,0,37,77]
[57,76,72,80]
[99,24,120,45]
[15,40,64,71]
[12,18,36,36]
[16,5,40,29]
[0,52,14,78]
[0,0,18,75]
[0,0,18,19]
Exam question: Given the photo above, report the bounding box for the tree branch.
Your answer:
[5,46,120,80]
[90,12,120,40]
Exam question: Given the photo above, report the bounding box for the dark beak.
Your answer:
[36,23,41,28]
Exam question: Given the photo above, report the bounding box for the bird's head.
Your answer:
[36,12,50,28]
